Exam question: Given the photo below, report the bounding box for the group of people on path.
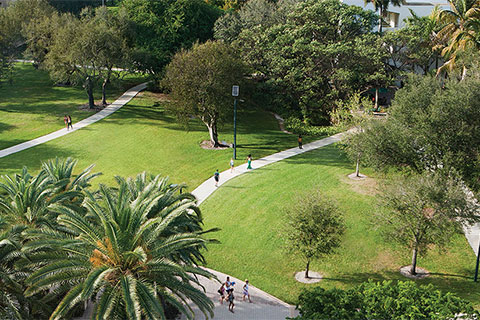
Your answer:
[64,115,73,130]
[214,134,303,187]
[218,276,252,313]
[213,154,253,187]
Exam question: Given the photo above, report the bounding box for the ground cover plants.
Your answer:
[199,145,479,306]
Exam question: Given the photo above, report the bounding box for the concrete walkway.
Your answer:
[0,82,147,158]
[185,133,344,320]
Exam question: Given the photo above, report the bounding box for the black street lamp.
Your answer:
[232,85,239,159]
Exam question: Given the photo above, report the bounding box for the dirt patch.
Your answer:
[78,102,108,112]
[149,92,170,102]
[400,265,430,279]
[200,140,230,150]
[295,271,322,284]
[342,174,378,196]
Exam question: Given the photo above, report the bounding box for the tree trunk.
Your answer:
[86,77,95,109]
[461,66,467,81]
[375,88,379,111]
[355,155,361,177]
[102,78,108,106]
[208,121,219,148]
[410,246,418,275]
[305,260,310,279]
[378,7,383,33]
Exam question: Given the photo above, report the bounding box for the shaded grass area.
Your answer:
[0,63,145,150]
[0,91,316,189]
[200,145,480,306]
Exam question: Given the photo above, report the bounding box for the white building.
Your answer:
[342,0,450,29]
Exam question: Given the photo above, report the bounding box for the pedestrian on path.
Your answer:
[67,115,73,130]
[218,283,226,304]
[230,158,235,173]
[298,134,303,149]
[246,154,253,170]
[227,288,235,313]
[243,279,252,303]
[64,115,69,130]
[214,169,220,187]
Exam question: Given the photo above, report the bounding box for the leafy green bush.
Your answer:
[293,281,479,320]
[284,117,340,137]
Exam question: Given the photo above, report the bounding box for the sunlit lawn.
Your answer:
[200,145,480,307]
[0,63,145,150]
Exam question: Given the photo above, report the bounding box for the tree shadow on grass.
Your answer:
[0,144,81,176]
[282,145,353,171]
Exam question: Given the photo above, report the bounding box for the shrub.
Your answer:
[293,281,479,320]
[284,117,340,137]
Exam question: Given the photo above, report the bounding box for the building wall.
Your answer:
[341,0,450,29]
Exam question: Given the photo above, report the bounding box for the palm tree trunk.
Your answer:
[305,260,310,279]
[375,88,379,111]
[378,7,383,33]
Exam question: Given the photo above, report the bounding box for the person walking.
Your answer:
[246,154,252,170]
[230,158,235,173]
[242,279,252,303]
[67,115,73,130]
[64,115,69,130]
[227,288,235,313]
[298,134,303,149]
[218,283,226,304]
[214,169,220,187]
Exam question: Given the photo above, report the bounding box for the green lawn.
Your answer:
[200,145,480,307]
[0,90,317,189]
[0,63,145,150]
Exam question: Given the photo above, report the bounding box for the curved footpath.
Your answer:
[186,134,345,320]
[0,82,147,158]
[2,79,479,319]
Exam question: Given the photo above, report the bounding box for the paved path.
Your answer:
[185,133,345,320]
[0,82,147,158]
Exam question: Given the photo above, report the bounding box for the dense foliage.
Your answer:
[164,40,248,147]
[283,192,345,279]
[123,0,222,76]
[217,0,388,124]
[293,281,479,320]
[0,159,215,319]
[357,74,480,191]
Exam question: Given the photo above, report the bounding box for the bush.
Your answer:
[293,281,479,320]
[284,117,340,137]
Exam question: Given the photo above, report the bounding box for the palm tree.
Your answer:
[25,179,215,320]
[365,0,402,32]
[0,166,84,229]
[435,0,480,77]
[0,219,27,319]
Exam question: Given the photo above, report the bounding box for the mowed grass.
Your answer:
[0,91,315,189]
[200,145,480,306]
[0,63,145,150]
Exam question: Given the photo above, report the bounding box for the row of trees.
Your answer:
[0,158,215,319]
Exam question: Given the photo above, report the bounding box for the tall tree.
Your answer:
[356,74,480,191]
[123,0,222,77]
[164,40,248,147]
[283,192,345,279]
[435,0,480,77]
[25,179,215,320]
[365,0,402,32]
[378,171,480,275]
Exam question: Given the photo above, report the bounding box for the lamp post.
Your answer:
[232,85,239,159]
